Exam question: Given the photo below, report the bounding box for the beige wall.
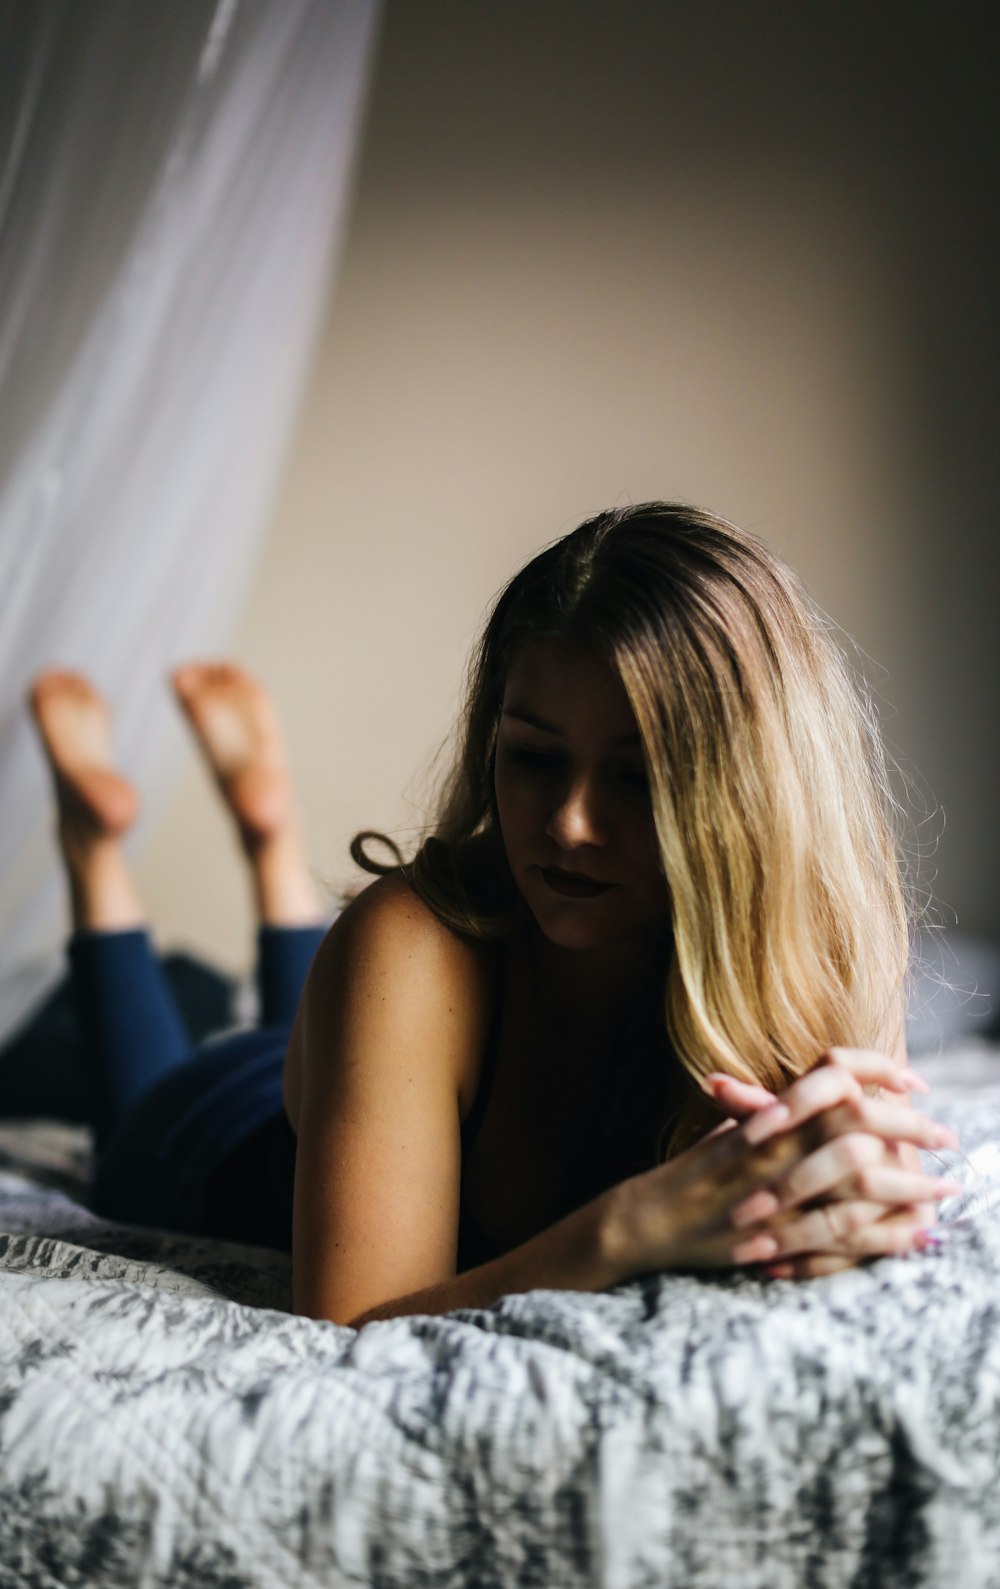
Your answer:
[135,3,1000,970]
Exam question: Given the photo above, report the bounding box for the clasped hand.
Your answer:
[623,1049,961,1282]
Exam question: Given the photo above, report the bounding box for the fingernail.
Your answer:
[933,1126,960,1149]
[914,1229,947,1251]
[935,1180,964,1198]
[744,1104,791,1144]
[764,1263,793,1280]
[901,1069,930,1094]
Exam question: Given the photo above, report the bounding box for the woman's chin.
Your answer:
[535,918,608,951]
[526,896,634,953]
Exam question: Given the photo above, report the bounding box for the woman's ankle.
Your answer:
[249,828,322,926]
[64,836,146,933]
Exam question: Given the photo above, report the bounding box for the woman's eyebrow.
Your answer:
[503,706,560,734]
[502,706,640,746]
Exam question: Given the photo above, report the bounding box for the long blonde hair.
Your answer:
[355,502,911,1158]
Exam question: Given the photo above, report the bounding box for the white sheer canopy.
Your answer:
[0,0,379,1043]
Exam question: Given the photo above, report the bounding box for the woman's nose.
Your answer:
[544,778,608,848]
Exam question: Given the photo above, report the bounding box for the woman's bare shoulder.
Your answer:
[285,874,497,1116]
[324,872,495,984]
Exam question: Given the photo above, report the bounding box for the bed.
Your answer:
[1,975,999,1585]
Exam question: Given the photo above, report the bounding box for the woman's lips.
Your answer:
[538,866,612,898]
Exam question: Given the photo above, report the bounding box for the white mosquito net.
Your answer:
[0,0,380,1043]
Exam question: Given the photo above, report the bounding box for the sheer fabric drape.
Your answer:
[0,0,379,1044]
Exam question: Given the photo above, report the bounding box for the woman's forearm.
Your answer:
[343,1188,633,1329]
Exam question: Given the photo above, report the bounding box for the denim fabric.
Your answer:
[70,923,323,1243]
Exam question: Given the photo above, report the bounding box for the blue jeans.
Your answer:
[71,924,323,1249]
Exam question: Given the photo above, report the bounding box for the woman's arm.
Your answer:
[286,875,631,1327]
[288,876,483,1324]
[288,895,954,1325]
[347,1197,626,1327]
[345,1099,956,1325]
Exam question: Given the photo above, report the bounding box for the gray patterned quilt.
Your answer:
[1,1043,999,1589]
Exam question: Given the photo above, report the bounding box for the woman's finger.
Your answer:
[765,1253,858,1280]
[814,1047,929,1095]
[733,1197,887,1261]
[704,1075,780,1119]
[768,1133,962,1211]
[744,1068,958,1150]
[760,1200,946,1280]
[822,1094,957,1152]
[705,1052,925,1125]
[704,1116,740,1142]
[742,1066,862,1144]
[741,1201,937,1264]
[710,1049,930,1142]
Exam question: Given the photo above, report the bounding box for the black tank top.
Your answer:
[454,1001,504,1272]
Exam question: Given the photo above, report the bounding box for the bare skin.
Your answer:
[30,670,144,932]
[30,664,321,933]
[171,663,320,925]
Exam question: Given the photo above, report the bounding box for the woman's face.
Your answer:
[494,638,670,951]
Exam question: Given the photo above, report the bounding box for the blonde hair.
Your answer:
[354,502,911,1158]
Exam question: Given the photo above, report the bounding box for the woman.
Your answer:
[30,502,960,1328]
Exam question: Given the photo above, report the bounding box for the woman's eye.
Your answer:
[616,763,649,793]
[503,745,564,774]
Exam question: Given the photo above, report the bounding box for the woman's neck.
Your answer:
[525,922,671,1026]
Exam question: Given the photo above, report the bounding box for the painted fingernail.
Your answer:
[764,1263,794,1280]
[913,1229,947,1250]
[744,1104,791,1144]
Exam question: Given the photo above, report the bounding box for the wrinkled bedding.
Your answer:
[1,1043,999,1589]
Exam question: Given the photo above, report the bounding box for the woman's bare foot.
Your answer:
[171,662,321,925]
[30,670,144,931]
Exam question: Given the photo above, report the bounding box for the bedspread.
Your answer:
[1,1043,999,1589]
